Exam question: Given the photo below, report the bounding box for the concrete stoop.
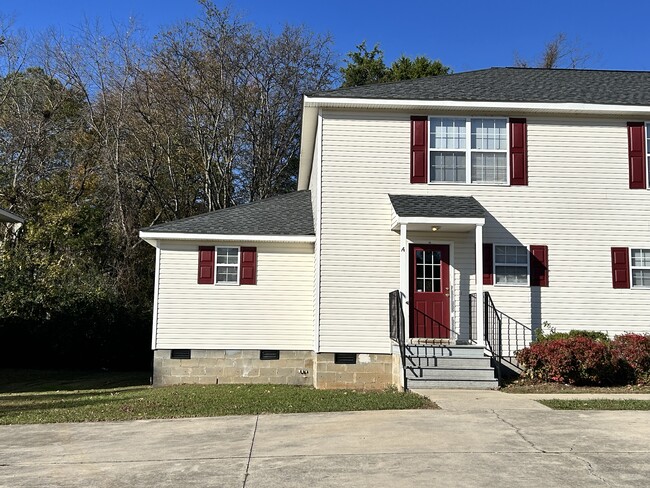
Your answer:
[404,344,499,390]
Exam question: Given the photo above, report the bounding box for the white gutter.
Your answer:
[303,96,650,115]
[139,231,316,247]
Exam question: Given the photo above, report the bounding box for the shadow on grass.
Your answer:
[0,369,150,393]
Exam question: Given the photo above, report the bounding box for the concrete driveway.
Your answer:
[1,390,649,487]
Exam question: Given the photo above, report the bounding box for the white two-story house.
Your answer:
[140,67,650,389]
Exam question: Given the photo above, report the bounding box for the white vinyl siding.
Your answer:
[319,111,650,353]
[155,241,314,349]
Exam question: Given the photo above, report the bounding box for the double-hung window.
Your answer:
[631,248,650,288]
[216,246,239,284]
[429,117,508,184]
[494,245,528,285]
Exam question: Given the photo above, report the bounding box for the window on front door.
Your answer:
[429,117,508,184]
[415,249,442,292]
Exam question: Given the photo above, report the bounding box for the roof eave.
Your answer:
[303,96,650,116]
[0,208,24,223]
[139,230,316,247]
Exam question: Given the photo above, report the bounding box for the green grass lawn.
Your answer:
[0,369,435,425]
[538,399,650,410]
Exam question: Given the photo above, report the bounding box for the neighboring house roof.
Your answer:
[0,207,24,224]
[389,195,485,219]
[141,190,314,236]
[309,67,650,106]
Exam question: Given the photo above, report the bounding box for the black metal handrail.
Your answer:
[389,289,407,387]
[470,291,535,384]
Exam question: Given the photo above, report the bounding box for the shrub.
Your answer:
[517,336,614,385]
[534,324,610,344]
[610,334,650,385]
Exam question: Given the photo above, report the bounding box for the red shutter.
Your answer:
[510,118,528,186]
[530,245,548,287]
[483,243,493,285]
[611,247,630,289]
[411,116,427,183]
[240,247,257,285]
[627,122,646,189]
[198,246,215,284]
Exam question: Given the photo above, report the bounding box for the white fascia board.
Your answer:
[298,103,320,190]
[303,96,650,116]
[139,231,316,245]
[392,216,485,231]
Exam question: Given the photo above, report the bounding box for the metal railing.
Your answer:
[389,290,407,387]
[470,291,534,384]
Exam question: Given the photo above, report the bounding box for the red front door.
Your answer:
[409,244,451,339]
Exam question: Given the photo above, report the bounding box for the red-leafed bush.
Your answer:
[610,334,650,385]
[516,336,614,385]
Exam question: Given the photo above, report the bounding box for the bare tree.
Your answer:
[514,33,589,69]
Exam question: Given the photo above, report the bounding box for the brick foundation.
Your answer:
[153,349,402,389]
[152,349,313,386]
[313,353,396,390]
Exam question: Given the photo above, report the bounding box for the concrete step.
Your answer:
[405,344,486,359]
[406,378,499,390]
[404,356,492,369]
[406,367,497,381]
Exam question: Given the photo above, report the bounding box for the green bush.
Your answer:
[534,323,609,343]
[518,331,650,386]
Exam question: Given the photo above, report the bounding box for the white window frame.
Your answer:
[215,246,240,285]
[630,248,650,289]
[428,116,510,185]
[493,243,530,287]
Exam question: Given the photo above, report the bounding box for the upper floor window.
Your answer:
[429,117,508,185]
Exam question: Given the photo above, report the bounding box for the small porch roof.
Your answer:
[389,194,485,232]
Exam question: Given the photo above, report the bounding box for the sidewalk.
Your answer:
[411,388,650,411]
[1,389,650,487]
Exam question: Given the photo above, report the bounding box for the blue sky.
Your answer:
[6,0,650,72]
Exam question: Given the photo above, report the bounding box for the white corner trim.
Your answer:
[314,108,323,353]
[139,231,316,245]
[303,95,650,116]
[151,246,161,350]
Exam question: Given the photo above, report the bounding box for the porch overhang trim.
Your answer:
[392,216,485,231]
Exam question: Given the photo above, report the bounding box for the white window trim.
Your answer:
[428,116,510,186]
[630,247,650,289]
[215,245,240,286]
[493,243,530,287]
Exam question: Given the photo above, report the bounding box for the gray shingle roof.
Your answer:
[142,191,314,236]
[310,67,650,106]
[389,195,485,219]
